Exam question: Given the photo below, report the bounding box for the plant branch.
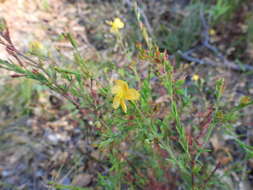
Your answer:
[123,0,153,36]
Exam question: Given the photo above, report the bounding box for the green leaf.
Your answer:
[64,33,78,49]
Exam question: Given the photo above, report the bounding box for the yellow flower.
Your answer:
[29,40,43,51]
[209,29,216,36]
[112,80,140,113]
[29,40,46,57]
[192,74,199,81]
[240,96,251,105]
[106,17,124,33]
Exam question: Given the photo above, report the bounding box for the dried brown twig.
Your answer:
[179,9,253,72]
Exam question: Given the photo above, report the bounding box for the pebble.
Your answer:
[72,173,93,187]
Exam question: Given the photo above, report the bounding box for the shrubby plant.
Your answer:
[0,9,252,190]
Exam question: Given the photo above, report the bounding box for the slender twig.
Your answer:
[199,9,224,60]
[201,162,221,189]
[179,50,253,71]
[0,37,53,79]
[179,9,253,72]
[191,159,195,190]
[0,34,83,112]
[123,0,153,36]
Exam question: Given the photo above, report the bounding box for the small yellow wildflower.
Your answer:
[215,111,224,121]
[106,17,124,33]
[209,29,216,36]
[29,40,43,51]
[240,96,251,105]
[192,74,199,81]
[29,40,46,57]
[112,80,140,113]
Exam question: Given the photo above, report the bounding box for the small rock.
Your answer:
[35,169,44,178]
[47,133,59,144]
[72,173,93,187]
[61,176,71,186]
[2,169,13,177]
[77,140,89,154]
[91,150,100,160]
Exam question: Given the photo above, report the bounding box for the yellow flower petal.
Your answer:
[107,17,124,33]
[111,79,140,113]
[29,40,45,56]
[110,28,118,33]
[126,88,140,100]
[111,85,121,94]
[106,20,113,26]
[120,99,127,113]
[192,74,199,81]
[115,80,128,92]
[113,95,121,109]
[209,29,216,36]
[114,18,124,29]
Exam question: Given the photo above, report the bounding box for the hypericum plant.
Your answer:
[98,44,253,190]
[0,15,253,190]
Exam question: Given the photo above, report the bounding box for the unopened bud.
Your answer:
[0,17,7,33]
